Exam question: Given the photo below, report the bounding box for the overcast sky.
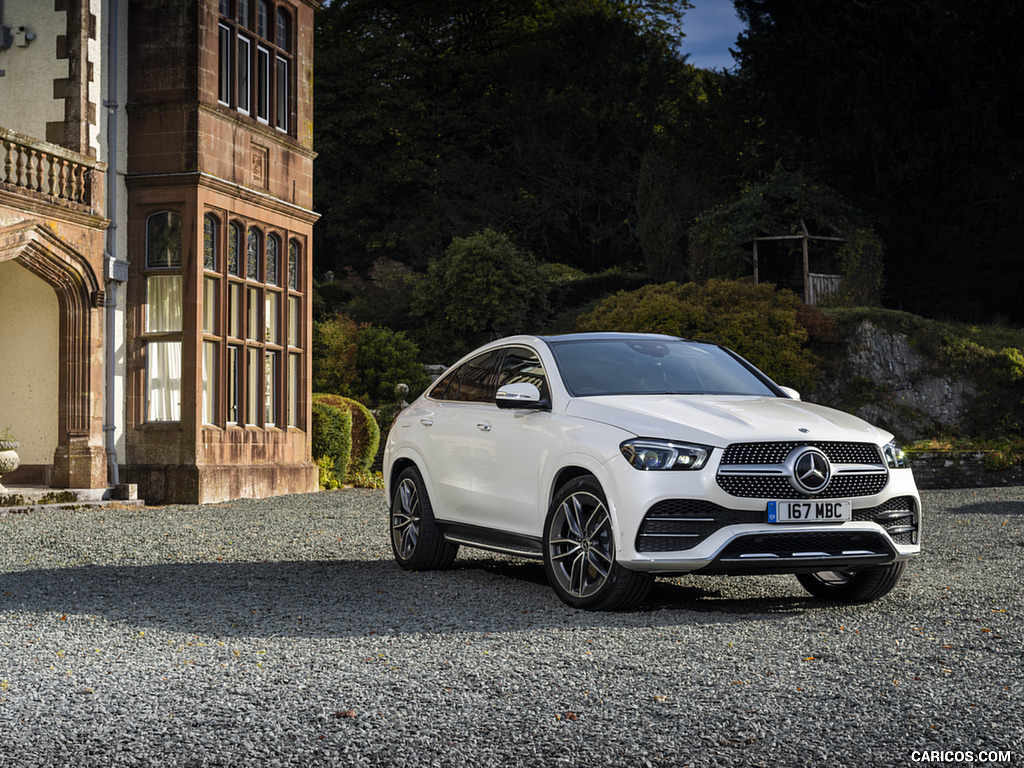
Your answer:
[678,1,746,71]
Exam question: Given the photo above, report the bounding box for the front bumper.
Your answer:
[601,451,921,575]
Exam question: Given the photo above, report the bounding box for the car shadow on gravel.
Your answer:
[476,557,818,616]
[953,500,1024,515]
[0,556,820,638]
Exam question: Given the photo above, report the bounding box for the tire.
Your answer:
[796,561,907,603]
[390,466,459,570]
[543,476,652,611]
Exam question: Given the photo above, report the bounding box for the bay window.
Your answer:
[198,211,304,431]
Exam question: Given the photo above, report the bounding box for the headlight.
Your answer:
[620,439,711,471]
[883,440,908,469]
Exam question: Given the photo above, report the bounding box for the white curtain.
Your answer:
[147,341,182,421]
[265,351,278,426]
[146,275,183,332]
[202,341,218,424]
[288,353,300,427]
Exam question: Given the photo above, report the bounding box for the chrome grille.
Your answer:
[717,441,888,499]
[721,441,882,465]
[716,473,888,499]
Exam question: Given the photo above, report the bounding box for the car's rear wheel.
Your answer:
[796,561,906,603]
[543,476,652,611]
[390,466,459,570]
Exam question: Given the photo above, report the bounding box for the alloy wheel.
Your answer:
[547,491,614,599]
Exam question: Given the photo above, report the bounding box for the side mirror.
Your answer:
[495,382,549,410]
[778,386,801,401]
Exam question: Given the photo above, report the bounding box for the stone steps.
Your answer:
[0,485,143,514]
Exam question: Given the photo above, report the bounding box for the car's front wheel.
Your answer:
[390,466,459,570]
[543,476,652,611]
[796,561,906,603]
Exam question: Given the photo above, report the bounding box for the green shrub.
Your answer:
[311,398,353,489]
[313,393,380,475]
[412,229,552,360]
[312,314,359,396]
[315,455,341,491]
[353,325,431,404]
[312,314,429,406]
[576,279,820,392]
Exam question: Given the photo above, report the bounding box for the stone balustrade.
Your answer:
[0,127,105,214]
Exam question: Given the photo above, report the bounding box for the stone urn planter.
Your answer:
[0,439,20,491]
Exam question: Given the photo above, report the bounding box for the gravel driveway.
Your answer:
[1,487,1021,767]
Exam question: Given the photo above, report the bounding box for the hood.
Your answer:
[564,395,891,447]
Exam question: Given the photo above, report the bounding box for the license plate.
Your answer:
[767,500,852,523]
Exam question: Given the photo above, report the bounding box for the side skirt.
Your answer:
[439,522,544,560]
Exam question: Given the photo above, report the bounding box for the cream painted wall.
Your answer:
[0,1,67,140]
[0,260,60,466]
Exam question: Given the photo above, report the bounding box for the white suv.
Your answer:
[383,333,921,610]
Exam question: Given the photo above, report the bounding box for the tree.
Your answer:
[313,0,694,277]
[687,165,866,280]
[731,0,1024,323]
[412,230,552,360]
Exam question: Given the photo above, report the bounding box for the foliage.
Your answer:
[826,227,884,307]
[907,436,1024,472]
[576,279,820,392]
[732,0,1024,324]
[313,0,693,277]
[412,230,552,361]
[313,394,380,475]
[0,426,16,444]
[311,314,359,397]
[311,398,353,489]
[347,470,386,490]
[635,151,693,282]
[687,165,864,281]
[312,314,429,405]
[325,257,425,333]
[315,455,341,491]
[353,325,431,405]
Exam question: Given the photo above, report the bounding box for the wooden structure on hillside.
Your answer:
[752,219,846,306]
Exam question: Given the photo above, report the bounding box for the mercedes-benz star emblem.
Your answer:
[790,448,831,494]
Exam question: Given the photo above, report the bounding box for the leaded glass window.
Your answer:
[204,214,218,270]
[267,234,279,285]
[288,239,299,289]
[247,227,260,280]
[146,212,182,268]
[228,221,242,276]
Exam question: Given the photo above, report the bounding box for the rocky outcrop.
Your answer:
[813,320,976,440]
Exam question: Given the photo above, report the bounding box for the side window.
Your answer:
[429,367,461,401]
[428,349,505,402]
[453,349,504,403]
[498,346,548,400]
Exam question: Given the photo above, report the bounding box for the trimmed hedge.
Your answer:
[311,398,353,489]
[312,394,381,488]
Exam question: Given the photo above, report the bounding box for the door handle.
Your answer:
[420,419,433,427]
[476,423,492,432]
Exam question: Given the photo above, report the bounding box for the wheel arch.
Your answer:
[548,465,598,509]
[386,452,435,505]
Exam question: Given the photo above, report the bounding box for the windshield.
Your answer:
[548,339,779,397]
